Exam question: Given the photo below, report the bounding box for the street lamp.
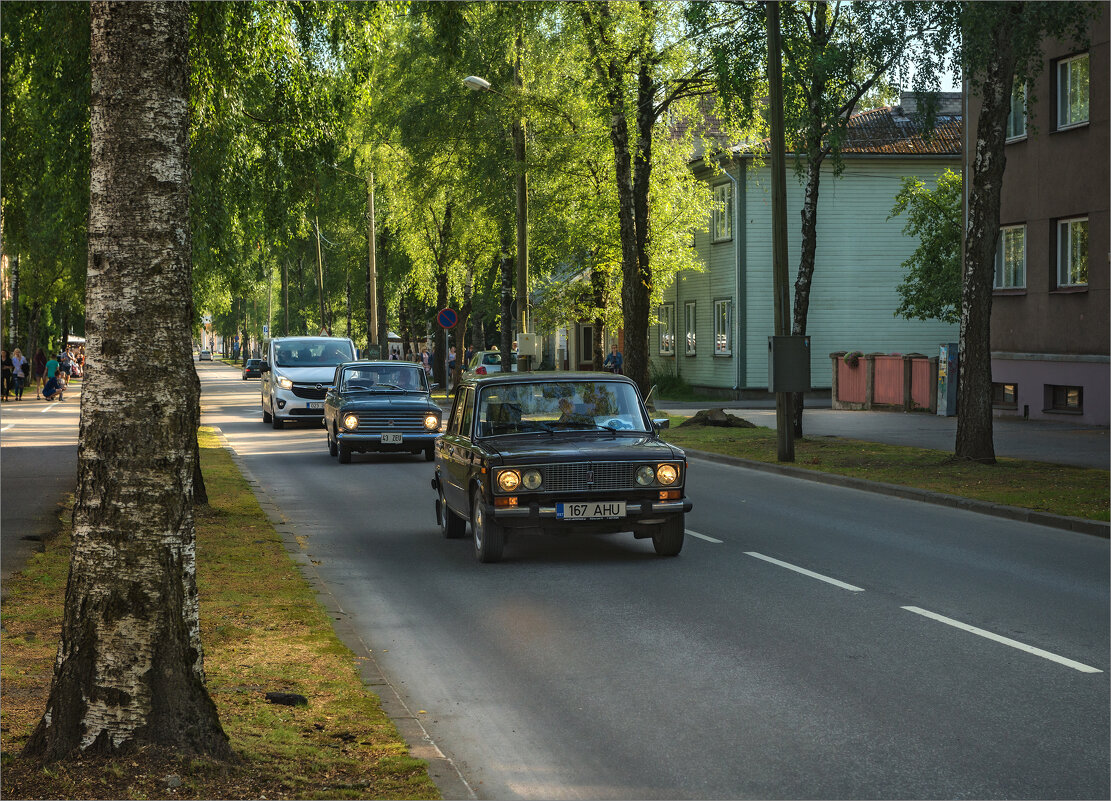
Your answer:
[464,73,530,370]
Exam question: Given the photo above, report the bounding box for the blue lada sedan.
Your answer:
[323,361,442,464]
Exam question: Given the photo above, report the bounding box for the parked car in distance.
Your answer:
[466,349,517,375]
[243,358,263,379]
[324,361,442,464]
[433,371,690,563]
[260,336,357,429]
[198,349,212,361]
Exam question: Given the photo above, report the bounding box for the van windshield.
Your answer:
[273,339,354,368]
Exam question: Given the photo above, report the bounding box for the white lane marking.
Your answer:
[686,529,722,544]
[745,551,866,592]
[902,606,1103,674]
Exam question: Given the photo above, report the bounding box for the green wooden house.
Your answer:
[650,94,963,397]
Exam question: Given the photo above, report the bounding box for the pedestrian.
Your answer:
[11,348,28,400]
[421,347,431,375]
[448,345,456,374]
[1,350,11,401]
[603,343,623,374]
[32,348,46,399]
[42,373,65,402]
[464,344,474,366]
[44,351,61,399]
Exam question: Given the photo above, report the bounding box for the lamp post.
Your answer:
[464,73,530,371]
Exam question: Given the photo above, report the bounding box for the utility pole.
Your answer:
[366,171,379,356]
[512,34,530,371]
[767,0,795,462]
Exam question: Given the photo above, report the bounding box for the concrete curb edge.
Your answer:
[684,447,1110,538]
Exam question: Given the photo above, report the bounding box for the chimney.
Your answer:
[898,90,962,116]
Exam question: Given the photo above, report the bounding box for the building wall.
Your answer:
[652,156,962,392]
[969,12,1110,425]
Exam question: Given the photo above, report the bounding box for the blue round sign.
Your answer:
[437,307,458,329]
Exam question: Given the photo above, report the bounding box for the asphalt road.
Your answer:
[199,360,1109,799]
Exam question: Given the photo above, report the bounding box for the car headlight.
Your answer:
[635,465,656,486]
[424,414,440,430]
[276,376,293,390]
[497,469,520,492]
[343,414,359,430]
[521,469,542,490]
[656,463,679,485]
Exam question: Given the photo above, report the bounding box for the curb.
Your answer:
[205,425,477,800]
[684,447,1110,538]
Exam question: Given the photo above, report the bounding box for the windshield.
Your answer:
[273,339,354,368]
[341,364,427,393]
[476,380,649,437]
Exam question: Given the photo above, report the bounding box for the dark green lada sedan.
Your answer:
[433,371,691,562]
[323,361,442,464]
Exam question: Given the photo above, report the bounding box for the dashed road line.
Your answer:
[686,529,723,543]
[902,606,1103,674]
[744,551,866,592]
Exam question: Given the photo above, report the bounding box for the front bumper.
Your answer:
[492,499,691,519]
[337,431,439,451]
[272,387,325,417]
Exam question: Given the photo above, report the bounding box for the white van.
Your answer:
[260,336,356,429]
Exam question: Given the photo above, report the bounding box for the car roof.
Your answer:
[457,370,637,388]
[339,360,422,369]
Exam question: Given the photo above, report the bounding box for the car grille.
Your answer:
[291,384,329,400]
[351,410,430,435]
[539,461,642,493]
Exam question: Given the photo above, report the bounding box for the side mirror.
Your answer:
[429,383,441,391]
[260,361,270,374]
[652,417,670,431]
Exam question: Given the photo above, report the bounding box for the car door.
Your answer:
[324,365,343,429]
[440,387,474,511]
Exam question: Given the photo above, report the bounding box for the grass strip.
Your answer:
[663,415,1109,522]
[0,427,441,800]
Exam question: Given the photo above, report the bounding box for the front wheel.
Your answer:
[272,415,284,430]
[424,444,435,462]
[472,487,505,563]
[328,426,338,457]
[651,515,685,557]
[338,442,352,464]
[440,487,467,539]
[262,406,272,424]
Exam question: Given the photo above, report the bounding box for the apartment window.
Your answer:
[712,182,733,242]
[658,303,675,355]
[1057,53,1089,128]
[992,382,1018,409]
[714,299,732,356]
[684,301,697,355]
[1006,83,1027,140]
[1048,384,1083,413]
[1057,217,1088,287]
[994,225,1026,289]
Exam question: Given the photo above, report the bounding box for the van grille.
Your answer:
[291,384,329,400]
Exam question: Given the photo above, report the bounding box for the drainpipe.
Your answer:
[724,160,742,393]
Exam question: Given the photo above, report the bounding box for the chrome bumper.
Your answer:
[493,499,691,519]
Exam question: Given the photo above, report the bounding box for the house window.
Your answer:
[714,299,732,356]
[992,382,1018,409]
[712,182,733,242]
[1048,384,1083,413]
[1006,83,1027,140]
[1057,53,1089,129]
[994,225,1026,289]
[658,304,675,355]
[684,302,696,355]
[1057,217,1088,287]
[579,325,594,364]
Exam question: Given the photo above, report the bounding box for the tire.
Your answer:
[328,426,338,457]
[272,415,284,430]
[651,514,685,557]
[472,487,504,563]
[337,442,352,464]
[262,406,272,424]
[424,444,435,462]
[440,487,467,539]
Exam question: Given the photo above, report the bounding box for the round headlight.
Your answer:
[343,414,359,430]
[276,376,293,390]
[497,469,521,492]
[656,464,679,485]
[635,465,656,486]
[521,469,542,490]
[424,414,440,430]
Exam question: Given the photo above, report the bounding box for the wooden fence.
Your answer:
[830,352,937,413]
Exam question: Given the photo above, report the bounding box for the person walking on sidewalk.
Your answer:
[1,350,12,400]
[11,348,28,400]
[32,348,47,399]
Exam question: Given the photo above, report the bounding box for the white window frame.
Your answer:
[684,301,697,356]
[1006,82,1027,141]
[712,182,733,242]
[1057,217,1088,287]
[994,224,1026,289]
[1057,53,1089,129]
[714,299,732,356]
[658,303,675,355]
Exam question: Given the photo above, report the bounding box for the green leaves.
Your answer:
[889,169,962,324]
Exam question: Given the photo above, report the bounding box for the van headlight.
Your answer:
[656,464,679,485]
[276,376,293,390]
[343,414,359,430]
[424,414,440,430]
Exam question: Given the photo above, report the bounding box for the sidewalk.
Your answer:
[655,399,1109,470]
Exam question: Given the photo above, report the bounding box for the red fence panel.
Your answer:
[873,356,904,405]
[837,360,866,403]
[910,357,931,410]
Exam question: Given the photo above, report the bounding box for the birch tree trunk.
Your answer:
[22,1,230,763]
[791,147,825,438]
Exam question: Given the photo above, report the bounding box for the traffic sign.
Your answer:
[437,307,459,329]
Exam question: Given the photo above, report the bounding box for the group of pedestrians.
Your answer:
[1,345,84,402]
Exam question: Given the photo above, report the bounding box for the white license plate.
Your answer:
[381,432,403,444]
[307,402,324,410]
[556,501,626,520]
